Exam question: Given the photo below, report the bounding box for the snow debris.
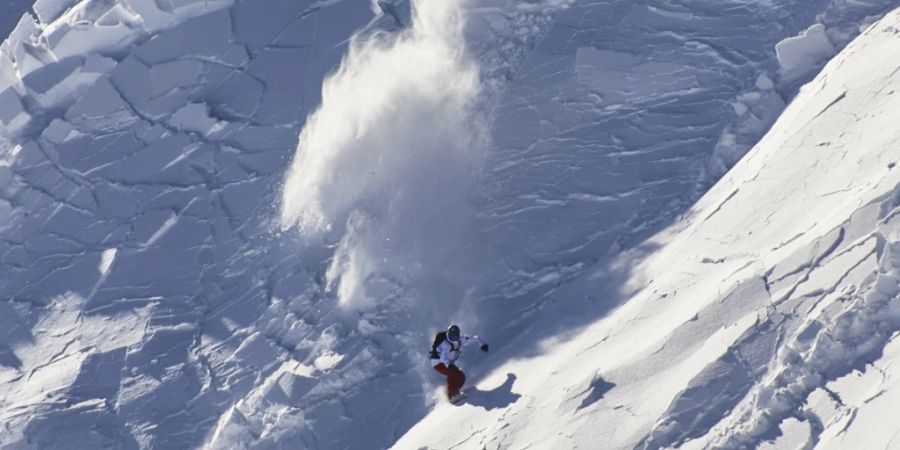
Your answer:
[776,24,837,82]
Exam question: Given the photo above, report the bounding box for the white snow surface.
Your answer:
[397,10,900,448]
[0,0,899,448]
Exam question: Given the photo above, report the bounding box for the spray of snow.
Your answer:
[280,0,485,311]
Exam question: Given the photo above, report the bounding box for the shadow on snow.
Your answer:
[463,373,521,411]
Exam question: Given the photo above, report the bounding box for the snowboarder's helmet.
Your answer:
[447,324,461,342]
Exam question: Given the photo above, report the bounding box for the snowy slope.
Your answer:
[470,0,898,302]
[0,0,899,449]
[0,0,385,448]
[395,10,900,449]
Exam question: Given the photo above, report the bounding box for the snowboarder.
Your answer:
[429,324,488,404]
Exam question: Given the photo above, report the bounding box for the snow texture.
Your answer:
[0,0,899,448]
[398,9,900,449]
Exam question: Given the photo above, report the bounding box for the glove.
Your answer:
[480,344,489,353]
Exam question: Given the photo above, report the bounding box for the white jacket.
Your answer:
[431,335,485,367]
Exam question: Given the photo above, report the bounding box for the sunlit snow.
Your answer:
[0,0,898,448]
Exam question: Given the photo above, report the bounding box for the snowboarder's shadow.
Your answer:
[465,373,520,410]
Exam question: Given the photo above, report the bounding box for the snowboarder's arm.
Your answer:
[436,341,454,366]
[462,335,487,350]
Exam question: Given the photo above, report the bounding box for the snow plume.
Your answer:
[280,0,484,311]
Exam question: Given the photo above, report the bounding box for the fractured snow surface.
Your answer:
[398,11,900,450]
[0,0,898,448]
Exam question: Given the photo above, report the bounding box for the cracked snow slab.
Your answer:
[0,0,380,447]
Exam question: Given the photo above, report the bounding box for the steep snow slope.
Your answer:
[395,10,900,450]
[470,0,899,307]
[0,0,898,449]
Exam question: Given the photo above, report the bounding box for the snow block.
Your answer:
[42,205,118,244]
[238,149,288,176]
[68,347,127,401]
[211,146,250,183]
[245,47,309,125]
[21,400,125,449]
[136,184,208,213]
[49,20,137,61]
[93,133,205,184]
[57,131,144,174]
[65,77,140,132]
[0,87,31,136]
[99,246,203,297]
[132,209,178,244]
[7,249,103,300]
[33,0,79,24]
[231,0,308,53]
[219,177,270,225]
[130,326,196,371]
[92,183,141,220]
[11,141,50,174]
[20,56,83,94]
[0,87,25,125]
[6,14,43,77]
[133,9,248,66]
[206,276,265,331]
[142,87,195,120]
[230,332,279,370]
[17,161,90,210]
[206,70,264,119]
[272,14,316,48]
[776,23,837,81]
[115,374,206,449]
[40,118,77,144]
[311,0,373,50]
[228,125,297,152]
[148,215,212,249]
[110,55,152,111]
[120,0,174,33]
[150,59,204,97]
[277,371,317,403]
[169,103,222,136]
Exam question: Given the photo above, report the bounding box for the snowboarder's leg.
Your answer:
[434,363,466,398]
[448,365,465,397]
[433,363,450,376]
[434,363,456,397]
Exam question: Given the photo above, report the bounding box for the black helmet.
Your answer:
[447,324,461,342]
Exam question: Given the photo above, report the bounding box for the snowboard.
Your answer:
[449,391,468,405]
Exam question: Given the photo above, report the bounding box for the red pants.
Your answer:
[434,363,466,397]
